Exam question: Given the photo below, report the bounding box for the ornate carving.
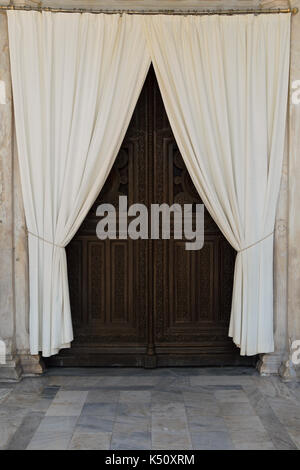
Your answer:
[89,242,105,322]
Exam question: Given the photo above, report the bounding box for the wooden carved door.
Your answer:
[46,67,255,367]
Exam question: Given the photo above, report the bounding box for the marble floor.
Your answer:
[1,367,300,450]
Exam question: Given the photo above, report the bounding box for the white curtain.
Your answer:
[144,14,290,355]
[8,11,151,356]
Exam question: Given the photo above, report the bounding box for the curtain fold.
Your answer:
[8,11,151,356]
[143,14,290,355]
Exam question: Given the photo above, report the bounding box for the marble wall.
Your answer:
[0,0,299,379]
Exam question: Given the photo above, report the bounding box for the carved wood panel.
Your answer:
[46,67,255,367]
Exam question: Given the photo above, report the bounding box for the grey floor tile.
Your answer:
[190,431,234,450]
[118,376,160,388]
[187,415,227,432]
[233,440,275,450]
[151,401,186,419]
[152,431,192,450]
[224,415,275,450]
[119,390,151,403]
[183,390,215,406]
[76,415,114,433]
[267,397,300,448]
[31,397,53,413]
[6,411,44,450]
[4,392,39,408]
[41,386,60,399]
[0,384,15,389]
[0,417,24,450]
[0,403,29,421]
[13,377,48,395]
[48,376,102,389]
[152,401,191,449]
[46,390,88,417]
[81,402,117,419]
[69,431,111,450]
[224,415,268,432]
[0,389,12,403]
[214,389,249,403]
[185,401,221,417]
[27,416,77,450]
[219,402,256,416]
[111,421,151,450]
[190,376,254,386]
[152,390,183,404]
[117,402,151,420]
[87,390,120,403]
[243,384,298,450]
[154,377,190,391]
[286,382,300,404]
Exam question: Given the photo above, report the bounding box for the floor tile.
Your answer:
[187,414,227,432]
[152,401,191,449]
[0,389,12,403]
[6,411,44,450]
[117,402,151,420]
[214,389,249,403]
[76,415,114,433]
[86,390,119,403]
[152,431,192,450]
[186,401,221,417]
[41,386,60,399]
[27,416,77,450]
[111,421,151,450]
[243,384,298,450]
[46,390,88,417]
[119,390,151,403]
[0,417,24,450]
[183,390,215,406]
[190,431,233,450]
[190,376,253,386]
[224,415,275,450]
[219,402,256,416]
[81,402,117,419]
[233,440,275,450]
[69,431,111,450]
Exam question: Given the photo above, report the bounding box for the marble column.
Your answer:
[0,12,43,379]
[280,0,300,379]
[257,0,300,378]
[0,12,21,380]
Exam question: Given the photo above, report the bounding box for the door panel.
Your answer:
[45,67,255,367]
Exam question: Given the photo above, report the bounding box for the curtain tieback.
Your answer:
[238,231,274,253]
[27,231,63,249]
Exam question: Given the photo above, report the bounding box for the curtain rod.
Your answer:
[0,5,298,16]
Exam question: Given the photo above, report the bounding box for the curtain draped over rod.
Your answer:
[143,14,291,355]
[7,11,290,357]
[7,11,151,356]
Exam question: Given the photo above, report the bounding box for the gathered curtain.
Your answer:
[8,11,291,357]
[8,11,151,356]
[144,14,290,355]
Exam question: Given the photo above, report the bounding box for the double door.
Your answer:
[46,67,254,367]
